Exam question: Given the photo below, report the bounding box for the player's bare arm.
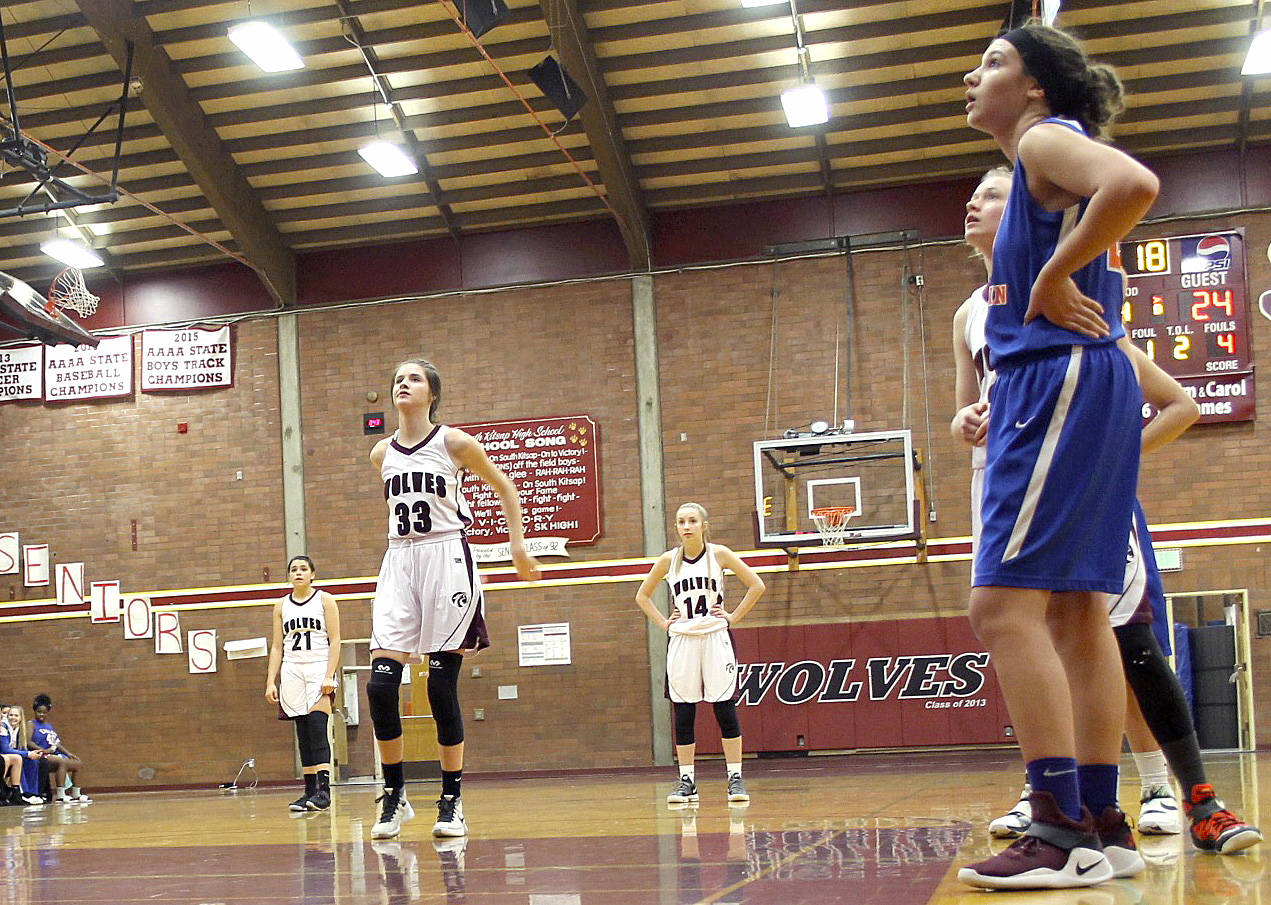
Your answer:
[370,437,391,470]
[950,298,990,447]
[711,545,765,625]
[321,593,342,693]
[446,428,541,582]
[635,551,675,631]
[1018,124,1158,336]
[265,600,283,703]
[1121,340,1199,454]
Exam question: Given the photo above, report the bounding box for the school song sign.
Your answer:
[458,415,602,562]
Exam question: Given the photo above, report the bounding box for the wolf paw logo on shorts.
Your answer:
[451,592,469,608]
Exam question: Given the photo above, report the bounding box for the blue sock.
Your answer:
[1078,763,1119,816]
[1026,757,1081,821]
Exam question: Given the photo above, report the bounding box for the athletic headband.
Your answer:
[1000,27,1081,120]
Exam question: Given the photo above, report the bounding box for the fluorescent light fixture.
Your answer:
[781,83,829,128]
[741,0,787,6]
[228,21,304,73]
[1243,28,1271,76]
[358,140,419,178]
[40,238,104,269]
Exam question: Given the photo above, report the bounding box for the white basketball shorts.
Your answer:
[371,534,486,656]
[667,629,738,703]
[279,659,330,717]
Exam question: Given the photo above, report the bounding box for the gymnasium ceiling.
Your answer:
[0,0,1267,303]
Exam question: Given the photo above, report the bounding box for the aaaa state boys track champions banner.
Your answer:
[0,326,233,403]
[458,415,602,563]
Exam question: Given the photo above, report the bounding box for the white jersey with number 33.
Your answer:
[381,426,472,540]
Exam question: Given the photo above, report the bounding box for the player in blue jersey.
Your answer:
[957,21,1160,890]
[29,694,89,804]
[956,168,1261,857]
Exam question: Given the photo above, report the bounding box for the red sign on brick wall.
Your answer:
[691,617,1011,754]
[458,415,601,561]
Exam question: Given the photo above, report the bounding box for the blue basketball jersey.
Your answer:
[30,721,59,752]
[986,117,1127,368]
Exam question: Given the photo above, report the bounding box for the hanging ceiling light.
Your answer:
[1243,28,1271,75]
[228,21,304,73]
[781,83,829,128]
[40,238,104,270]
[358,140,419,178]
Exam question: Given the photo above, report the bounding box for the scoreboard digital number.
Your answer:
[1118,229,1254,423]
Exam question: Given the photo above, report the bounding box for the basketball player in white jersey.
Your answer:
[265,554,341,811]
[635,503,765,805]
[366,358,540,840]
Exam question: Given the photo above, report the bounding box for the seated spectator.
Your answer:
[29,694,90,805]
[1,705,44,805]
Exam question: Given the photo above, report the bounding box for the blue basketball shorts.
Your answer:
[974,344,1142,593]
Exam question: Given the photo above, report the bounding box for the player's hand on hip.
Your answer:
[664,610,681,632]
[1026,269,1108,338]
[321,680,336,694]
[265,686,278,703]
[709,602,731,623]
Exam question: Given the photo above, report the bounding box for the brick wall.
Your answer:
[1,211,1269,787]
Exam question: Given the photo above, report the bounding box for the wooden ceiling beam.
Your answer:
[539,0,650,267]
[72,0,295,305]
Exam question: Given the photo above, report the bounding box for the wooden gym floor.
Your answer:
[1,749,1263,904]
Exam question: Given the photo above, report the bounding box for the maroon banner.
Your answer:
[458,415,601,558]
[691,617,1011,753]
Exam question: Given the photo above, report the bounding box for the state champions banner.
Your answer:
[0,344,43,402]
[458,415,602,562]
[44,335,132,401]
[141,326,232,391]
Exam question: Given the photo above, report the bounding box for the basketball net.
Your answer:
[810,506,856,548]
[46,267,99,318]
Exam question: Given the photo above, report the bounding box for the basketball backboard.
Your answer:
[753,430,916,548]
[0,271,97,347]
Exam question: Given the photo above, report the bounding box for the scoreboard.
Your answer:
[1118,229,1254,423]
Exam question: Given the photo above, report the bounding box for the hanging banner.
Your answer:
[458,415,602,562]
[44,335,132,401]
[0,345,43,401]
[141,326,232,391]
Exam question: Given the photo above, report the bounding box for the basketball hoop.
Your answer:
[45,267,99,318]
[810,506,856,548]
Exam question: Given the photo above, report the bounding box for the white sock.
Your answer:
[70,786,81,797]
[679,765,695,782]
[726,763,742,777]
[1133,750,1171,793]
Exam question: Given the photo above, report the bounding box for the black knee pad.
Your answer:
[1115,622,1195,744]
[673,702,697,746]
[367,657,405,741]
[427,651,464,747]
[712,700,742,740]
[293,713,315,767]
[305,710,331,765]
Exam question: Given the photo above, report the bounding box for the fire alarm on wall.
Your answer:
[177,422,189,434]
